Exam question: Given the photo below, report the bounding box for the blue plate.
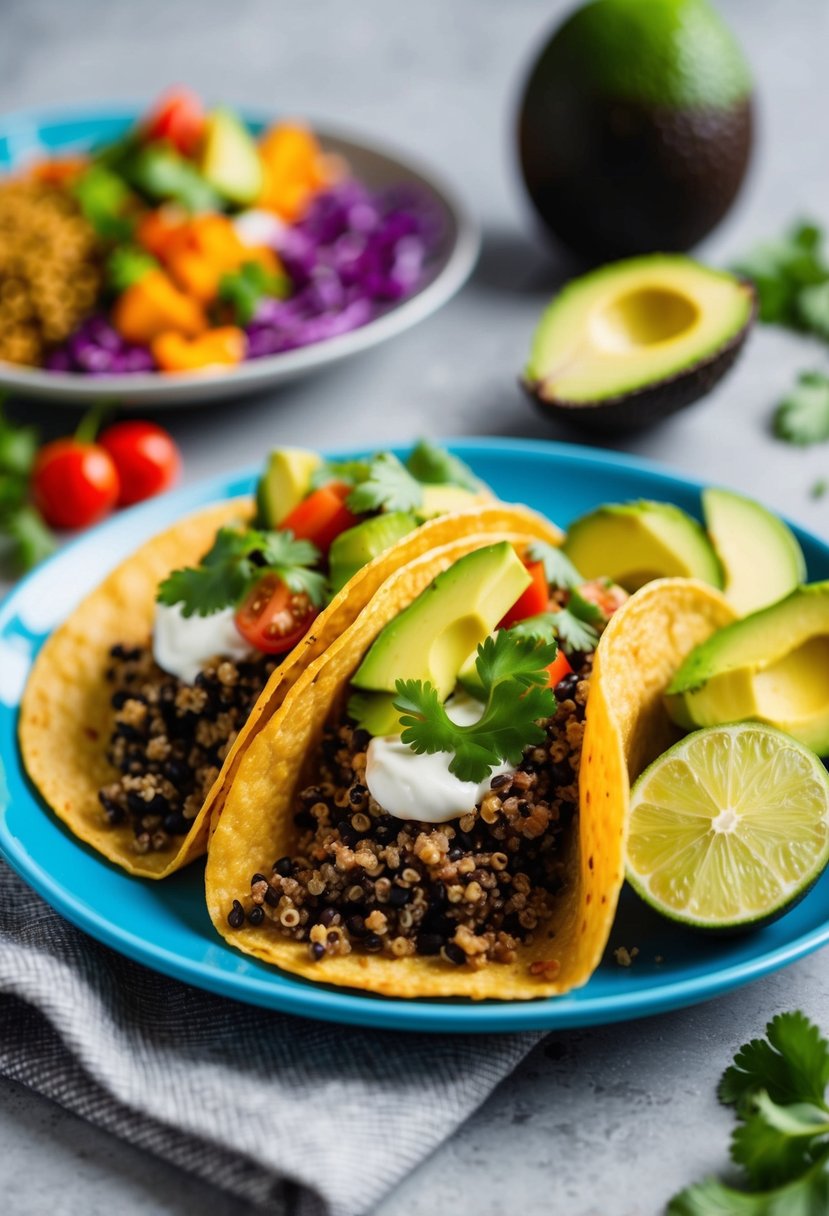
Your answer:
[2,438,828,1033]
[0,103,478,407]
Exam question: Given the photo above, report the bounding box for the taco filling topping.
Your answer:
[228,540,625,968]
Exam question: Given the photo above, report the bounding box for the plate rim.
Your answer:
[0,101,480,405]
[2,435,828,1033]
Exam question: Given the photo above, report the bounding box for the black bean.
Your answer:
[273,856,293,877]
[554,672,579,702]
[319,907,338,928]
[416,932,443,956]
[346,915,368,938]
[163,812,188,836]
[247,906,264,926]
[448,847,464,862]
[264,886,280,908]
[349,783,367,804]
[364,933,384,953]
[388,885,411,908]
[115,722,144,743]
[251,872,268,886]
[550,760,573,786]
[126,791,150,816]
[338,825,359,847]
[443,942,466,966]
[351,728,370,751]
[227,900,245,929]
[490,772,511,791]
[373,820,395,844]
[311,942,325,961]
[162,758,192,786]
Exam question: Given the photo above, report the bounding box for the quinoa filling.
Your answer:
[99,644,276,853]
[229,661,591,969]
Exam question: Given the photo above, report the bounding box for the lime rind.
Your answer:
[626,723,829,929]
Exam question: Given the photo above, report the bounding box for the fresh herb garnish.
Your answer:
[668,1011,829,1214]
[157,526,326,618]
[346,453,424,515]
[106,245,159,293]
[0,404,55,574]
[508,592,601,654]
[405,440,482,492]
[526,540,584,591]
[733,222,829,329]
[219,261,290,326]
[72,164,135,241]
[774,371,829,446]
[393,630,557,783]
[811,478,828,500]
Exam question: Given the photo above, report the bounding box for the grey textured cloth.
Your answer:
[0,861,539,1215]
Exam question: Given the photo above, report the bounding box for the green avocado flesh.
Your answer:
[665,582,829,754]
[351,543,531,701]
[255,447,321,528]
[200,109,263,206]
[563,500,722,593]
[702,487,806,616]
[329,513,418,595]
[525,256,753,407]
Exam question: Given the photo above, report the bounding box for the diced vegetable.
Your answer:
[112,270,207,344]
[151,326,245,372]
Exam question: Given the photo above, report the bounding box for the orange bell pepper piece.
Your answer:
[257,122,338,221]
[136,209,189,260]
[28,156,89,186]
[151,326,246,373]
[112,270,207,345]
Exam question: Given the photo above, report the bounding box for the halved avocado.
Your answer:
[524,256,755,431]
[665,582,829,754]
[563,500,722,592]
[702,487,806,616]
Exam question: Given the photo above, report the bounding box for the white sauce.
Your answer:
[365,690,515,824]
[232,209,285,249]
[153,602,253,684]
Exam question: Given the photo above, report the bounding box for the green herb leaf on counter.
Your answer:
[668,1012,829,1215]
[733,222,828,328]
[811,479,828,500]
[394,630,557,783]
[526,540,583,590]
[774,371,829,446]
[157,526,326,618]
[107,246,159,293]
[405,440,483,491]
[72,164,135,241]
[218,261,290,326]
[0,405,55,575]
[346,452,424,514]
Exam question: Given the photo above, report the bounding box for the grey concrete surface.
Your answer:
[2,0,829,1212]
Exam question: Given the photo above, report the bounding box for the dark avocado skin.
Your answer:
[524,289,756,433]
[518,50,753,260]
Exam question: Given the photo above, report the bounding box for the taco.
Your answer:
[206,529,637,999]
[20,442,561,880]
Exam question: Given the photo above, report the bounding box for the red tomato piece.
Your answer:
[31,440,119,531]
[546,648,573,689]
[143,88,206,157]
[99,421,182,507]
[498,560,549,629]
[234,573,319,654]
[279,482,359,554]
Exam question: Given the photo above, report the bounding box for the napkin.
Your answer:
[0,862,540,1216]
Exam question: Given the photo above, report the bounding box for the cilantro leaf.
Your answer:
[774,372,829,446]
[157,526,325,618]
[508,596,600,655]
[720,1012,829,1113]
[394,630,556,782]
[219,261,290,326]
[668,1155,829,1216]
[797,283,829,339]
[72,164,135,241]
[346,453,424,514]
[526,540,583,590]
[733,222,828,327]
[405,440,483,491]
[309,458,371,491]
[732,1093,829,1190]
[107,245,158,293]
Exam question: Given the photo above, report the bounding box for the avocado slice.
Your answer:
[255,447,322,528]
[702,487,806,616]
[352,542,531,700]
[524,255,755,431]
[348,691,403,738]
[329,512,418,594]
[200,108,263,206]
[665,582,829,754]
[418,484,491,519]
[563,500,722,593]
[518,0,753,260]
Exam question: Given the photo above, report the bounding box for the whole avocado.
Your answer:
[518,0,753,260]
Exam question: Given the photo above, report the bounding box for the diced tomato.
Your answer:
[143,88,206,157]
[279,482,359,554]
[498,560,548,629]
[234,573,319,654]
[545,649,573,689]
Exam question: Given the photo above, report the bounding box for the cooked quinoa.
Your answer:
[229,661,592,969]
[99,644,276,853]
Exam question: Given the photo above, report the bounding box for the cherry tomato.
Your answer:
[234,573,319,654]
[143,88,206,156]
[578,578,628,620]
[32,439,119,530]
[280,482,359,554]
[498,560,549,629]
[546,649,573,689]
[99,421,182,507]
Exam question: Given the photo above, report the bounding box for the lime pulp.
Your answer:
[626,723,829,929]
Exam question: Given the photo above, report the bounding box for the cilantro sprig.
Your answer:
[219,261,290,326]
[157,526,326,618]
[669,1011,829,1214]
[733,222,829,330]
[345,453,424,515]
[525,540,584,591]
[312,443,481,513]
[508,589,601,654]
[404,440,483,492]
[773,371,829,446]
[393,630,557,783]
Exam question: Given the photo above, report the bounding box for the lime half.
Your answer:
[627,724,829,929]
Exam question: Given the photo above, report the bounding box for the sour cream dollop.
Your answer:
[153,602,253,684]
[365,690,515,824]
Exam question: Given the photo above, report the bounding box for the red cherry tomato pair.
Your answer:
[142,87,206,157]
[32,421,181,531]
[498,557,574,689]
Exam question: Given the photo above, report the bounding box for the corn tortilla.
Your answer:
[20,499,560,879]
